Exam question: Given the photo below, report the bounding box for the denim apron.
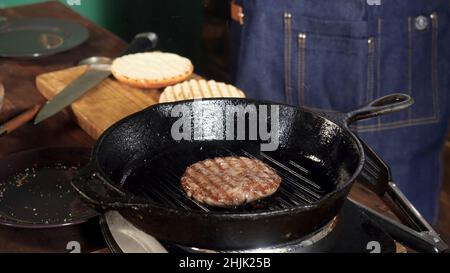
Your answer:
[232,0,450,223]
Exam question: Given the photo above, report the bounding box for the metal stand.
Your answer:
[356,138,449,253]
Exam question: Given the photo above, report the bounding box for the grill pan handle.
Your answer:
[344,93,414,125]
[71,163,150,211]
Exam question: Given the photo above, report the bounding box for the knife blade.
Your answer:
[34,32,158,125]
[34,65,111,124]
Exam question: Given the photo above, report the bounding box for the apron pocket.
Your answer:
[297,33,373,112]
[285,14,371,112]
[355,12,440,132]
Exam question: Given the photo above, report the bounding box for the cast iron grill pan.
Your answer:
[73,95,413,249]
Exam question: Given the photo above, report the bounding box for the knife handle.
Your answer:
[121,32,158,56]
[0,104,42,137]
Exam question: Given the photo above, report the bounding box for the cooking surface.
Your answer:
[0,2,448,252]
[123,146,335,213]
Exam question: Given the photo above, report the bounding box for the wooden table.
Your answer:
[0,1,410,253]
[0,1,126,157]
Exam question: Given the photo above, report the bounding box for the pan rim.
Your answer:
[91,98,365,218]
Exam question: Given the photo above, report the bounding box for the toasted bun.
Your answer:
[159,79,245,103]
[111,52,193,89]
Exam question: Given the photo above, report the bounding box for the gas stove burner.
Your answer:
[100,200,399,253]
[177,217,339,253]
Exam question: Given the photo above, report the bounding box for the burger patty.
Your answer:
[181,156,282,207]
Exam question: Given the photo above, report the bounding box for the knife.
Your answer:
[34,32,158,125]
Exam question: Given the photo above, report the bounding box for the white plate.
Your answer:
[102,211,168,253]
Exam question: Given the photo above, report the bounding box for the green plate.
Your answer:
[0,17,89,59]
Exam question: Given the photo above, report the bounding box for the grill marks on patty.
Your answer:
[181,156,282,207]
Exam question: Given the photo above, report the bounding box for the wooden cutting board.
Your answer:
[36,65,165,139]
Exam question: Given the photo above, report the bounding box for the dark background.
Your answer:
[91,0,231,83]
